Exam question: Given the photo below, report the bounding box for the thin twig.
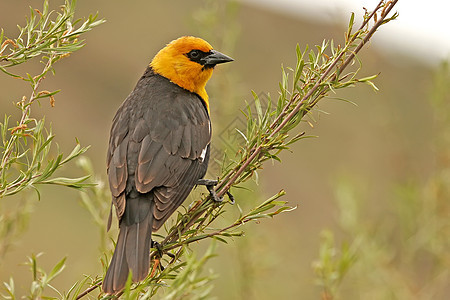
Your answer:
[159,217,248,254]
[76,281,102,300]
[0,54,54,172]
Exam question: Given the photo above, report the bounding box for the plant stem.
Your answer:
[217,0,398,198]
[76,282,101,300]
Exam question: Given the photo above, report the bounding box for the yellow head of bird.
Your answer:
[150,36,233,111]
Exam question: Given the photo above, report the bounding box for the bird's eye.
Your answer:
[189,50,200,59]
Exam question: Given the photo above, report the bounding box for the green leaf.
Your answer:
[251,90,263,125]
[61,143,90,165]
[280,65,289,100]
[2,277,15,299]
[267,205,297,217]
[212,236,228,244]
[356,74,380,91]
[184,234,210,244]
[0,29,4,48]
[38,175,93,189]
[46,257,66,283]
[347,12,355,41]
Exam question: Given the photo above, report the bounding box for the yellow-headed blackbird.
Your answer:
[103,36,233,294]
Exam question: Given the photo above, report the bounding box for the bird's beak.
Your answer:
[202,50,234,67]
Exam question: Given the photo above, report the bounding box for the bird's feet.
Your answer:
[196,179,235,204]
[151,240,163,256]
[151,240,176,271]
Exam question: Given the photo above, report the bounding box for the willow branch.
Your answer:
[217,0,398,197]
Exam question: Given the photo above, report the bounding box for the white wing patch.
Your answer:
[200,145,208,162]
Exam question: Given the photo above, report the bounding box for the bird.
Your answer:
[102,36,233,294]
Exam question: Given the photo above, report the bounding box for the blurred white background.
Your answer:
[245,0,450,65]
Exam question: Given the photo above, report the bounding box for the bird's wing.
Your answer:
[107,77,211,231]
[135,92,211,230]
[107,100,131,221]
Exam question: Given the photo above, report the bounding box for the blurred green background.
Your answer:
[1,0,449,299]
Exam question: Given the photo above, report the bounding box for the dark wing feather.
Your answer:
[107,118,129,201]
[152,154,208,230]
[107,70,211,227]
[134,89,211,230]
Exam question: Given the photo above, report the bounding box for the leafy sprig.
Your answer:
[0,1,103,298]
[0,0,104,198]
[0,0,103,76]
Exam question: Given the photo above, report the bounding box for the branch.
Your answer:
[217,0,399,198]
[0,0,103,198]
[76,282,102,300]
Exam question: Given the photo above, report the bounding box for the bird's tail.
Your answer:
[102,194,153,294]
